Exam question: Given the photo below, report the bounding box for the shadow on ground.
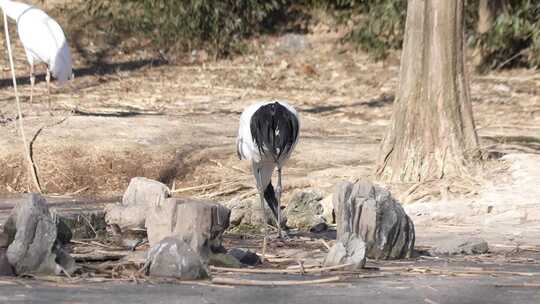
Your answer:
[0,58,168,89]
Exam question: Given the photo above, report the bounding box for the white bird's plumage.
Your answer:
[237,100,300,190]
[237,100,300,247]
[237,100,299,164]
[0,0,72,84]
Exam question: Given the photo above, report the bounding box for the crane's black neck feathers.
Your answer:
[263,183,279,221]
[250,102,299,162]
[264,182,288,229]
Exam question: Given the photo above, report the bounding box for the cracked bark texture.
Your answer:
[376,0,479,182]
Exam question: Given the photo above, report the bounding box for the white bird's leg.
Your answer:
[29,64,35,104]
[46,68,52,112]
[253,164,269,262]
[276,165,283,239]
[257,187,268,262]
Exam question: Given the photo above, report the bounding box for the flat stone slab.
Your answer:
[146,198,230,252]
[430,237,489,256]
[105,177,170,229]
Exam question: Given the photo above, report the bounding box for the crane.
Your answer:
[0,0,73,107]
[236,100,300,258]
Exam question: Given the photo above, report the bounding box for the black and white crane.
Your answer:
[236,100,300,257]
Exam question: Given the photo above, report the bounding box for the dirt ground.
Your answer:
[1,265,539,304]
[1,2,540,302]
[0,22,538,197]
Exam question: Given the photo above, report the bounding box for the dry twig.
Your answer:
[211,276,343,286]
[494,283,540,288]
[170,179,243,193]
[320,239,331,251]
[3,12,41,193]
[381,266,540,277]
[210,263,355,275]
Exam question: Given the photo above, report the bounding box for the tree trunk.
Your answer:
[478,0,506,34]
[474,0,507,67]
[376,0,479,182]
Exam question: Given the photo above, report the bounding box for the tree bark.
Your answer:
[376,0,479,182]
[474,0,507,66]
[478,0,506,34]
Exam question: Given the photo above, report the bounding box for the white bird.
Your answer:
[0,0,73,106]
[237,100,300,256]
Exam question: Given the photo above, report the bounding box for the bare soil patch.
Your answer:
[1,23,538,199]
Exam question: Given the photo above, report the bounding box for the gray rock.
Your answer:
[226,198,252,227]
[146,237,208,280]
[333,181,415,260]
[228,248,261,266]
[0,232,13,276]
[324,233,366,269]
[175,200,229,252]
[320,195,335,223]
[144,197,177,246]
[430,237,489,256]
[4,194,73,275]
[122,177,170,207]
[54,247,77,275]
[208,253,241,268]
[277,34,312,53]
[105,177,170,229]
[0,249,14,276]
[1,221,19,276]
[55,219,72,245]
[310,222,328,233]
[0,231,8,248]
[145,198,230,253]
[225,197,275,228]
[285,189,326,231]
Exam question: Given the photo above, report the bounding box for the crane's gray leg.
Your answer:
[276,165,283,239]
[253,164,269,262]
[46,68,52,113]
[29,64,35,104]
[257,187,268,262]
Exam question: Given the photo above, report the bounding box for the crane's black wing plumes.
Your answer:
[249,102,299,162]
